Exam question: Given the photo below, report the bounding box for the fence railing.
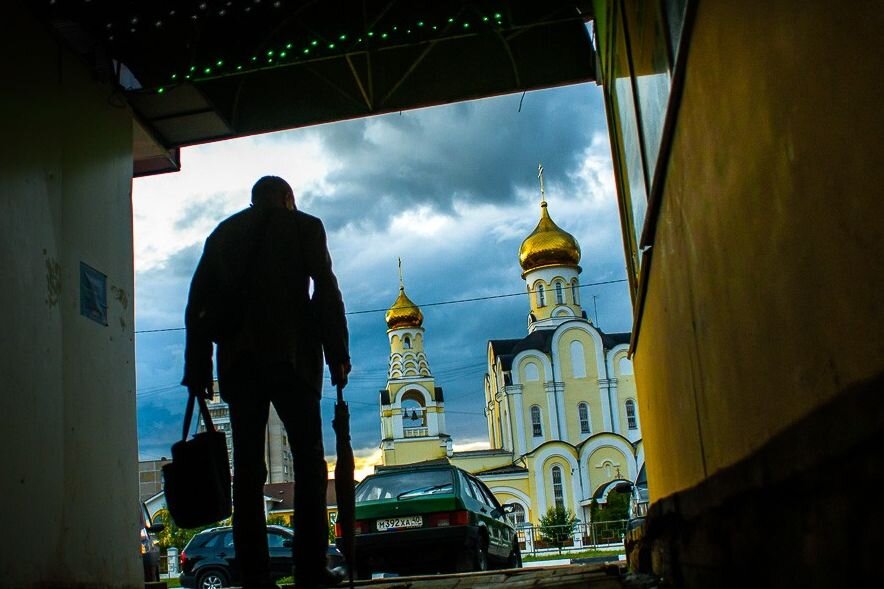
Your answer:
[514,520,628,555]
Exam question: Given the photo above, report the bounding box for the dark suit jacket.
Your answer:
[182,206,349,394]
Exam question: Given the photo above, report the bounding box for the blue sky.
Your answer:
[132,82,633,474]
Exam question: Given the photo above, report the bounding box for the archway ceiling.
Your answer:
[35,0,596,170]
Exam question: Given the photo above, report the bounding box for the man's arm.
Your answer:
[301,215,350,387]
[182,240,216,398]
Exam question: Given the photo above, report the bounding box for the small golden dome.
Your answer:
[385,287,423,329]
[519,201,581,273]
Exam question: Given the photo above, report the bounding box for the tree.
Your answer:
[538,506,577,553]
[590,490,630,523]
[153,508,229,552]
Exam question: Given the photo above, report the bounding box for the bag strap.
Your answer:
[181,392,216,441]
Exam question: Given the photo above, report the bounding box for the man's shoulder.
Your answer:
[292,210,324,232]
[208,208,253,238]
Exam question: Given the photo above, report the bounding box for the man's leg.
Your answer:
[273,381,330,583]
[228,390,272,587]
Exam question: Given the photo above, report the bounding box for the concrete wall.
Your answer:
[634,0,884,503]
[0,5,139,588]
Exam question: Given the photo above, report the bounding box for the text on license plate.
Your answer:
[376,516,423,531]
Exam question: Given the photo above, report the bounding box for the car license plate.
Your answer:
[376,516,423,531]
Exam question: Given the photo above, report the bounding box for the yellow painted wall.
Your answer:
[586,447,630,495]
[633,0,884,501]
[557,329,604,437]
[386,441,446,466]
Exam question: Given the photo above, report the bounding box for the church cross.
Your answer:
[538,163,546,204]
[398,257,404,290]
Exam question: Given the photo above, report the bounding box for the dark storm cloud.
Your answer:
[134,83,633,463]
[301,85,606,232]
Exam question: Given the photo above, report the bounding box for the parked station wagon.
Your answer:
[342,464,521,578]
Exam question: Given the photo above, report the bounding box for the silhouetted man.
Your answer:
[183,176,351,589]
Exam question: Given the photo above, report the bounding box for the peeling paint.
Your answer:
[110,285,129,309]
[45,256,61,307]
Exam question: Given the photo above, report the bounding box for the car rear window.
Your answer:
[356,469,454,501]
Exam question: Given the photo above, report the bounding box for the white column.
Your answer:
[545,383,560,441]
[507,385,526,455]
[426,409,440,436]
[555,382,568,441]
[607,378,622,436]
[598,379,613,431]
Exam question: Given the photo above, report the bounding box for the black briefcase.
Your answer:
[163,393,231,529]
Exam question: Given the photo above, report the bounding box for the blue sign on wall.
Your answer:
[80,262,107,326]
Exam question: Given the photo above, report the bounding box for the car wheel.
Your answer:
[457,539,488,573]
[197,569,229,589]
[507,541,522,569]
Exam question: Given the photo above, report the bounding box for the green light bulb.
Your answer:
[303,48,310,54]
[339,34,346,41]
[328,43,335,49]
[171,73,177,79]
[204,67,211,74]
[311,40,318,46]
[483,16,489,22]
[463,22,470,28]
[495,13,502,19]
[280,51,287,57]
[448,17,454,23]
[236,65,243,70]
[286,43,293,49]
[417,21,424,27]
[157,87,165,94]
[381,32,388,39]
[367,31,374,36]
[190,66,196,71]
[216,60,223,67]
[267,50,274,56]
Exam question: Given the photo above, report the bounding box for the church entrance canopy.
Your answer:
[33,1,596,175]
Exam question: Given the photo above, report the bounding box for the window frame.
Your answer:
[530,405,543,438]
[551,465,565,510]
[625,399,638,430]
[578,402,591,434]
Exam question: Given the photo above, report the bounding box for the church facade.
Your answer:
[377,181,643,525]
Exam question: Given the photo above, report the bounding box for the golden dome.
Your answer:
[385,287,423,329]
[519,200,581,273]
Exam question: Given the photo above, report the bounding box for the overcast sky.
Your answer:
[133,82,633,478]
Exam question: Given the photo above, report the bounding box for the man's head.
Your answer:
[251,176,295,211]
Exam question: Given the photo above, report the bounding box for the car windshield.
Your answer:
[356,469,454,502]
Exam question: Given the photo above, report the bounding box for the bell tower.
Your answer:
[518,164,585,331]
[379,260,450,466]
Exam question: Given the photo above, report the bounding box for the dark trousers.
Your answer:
[223,362,329,585]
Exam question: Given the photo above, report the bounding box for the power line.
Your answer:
[133,278,627,334]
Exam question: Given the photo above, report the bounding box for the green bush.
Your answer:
[537,506,576,553]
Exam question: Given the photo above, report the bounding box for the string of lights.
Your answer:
[133,278,627,334]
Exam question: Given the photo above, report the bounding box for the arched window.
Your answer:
[570,340,586,378]
[555,281,564,305]
[524,361,539,381]
[402,392,426,429]
[536,284,546,307]
[551,466,565,509]
[530,406,543,437]
[403,335,411,349]
[571,279,580,305]
[625,399,638,430]
[506,503,526,527]
[578,402,591,433]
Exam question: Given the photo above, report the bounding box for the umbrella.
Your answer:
[332,383,356,588]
